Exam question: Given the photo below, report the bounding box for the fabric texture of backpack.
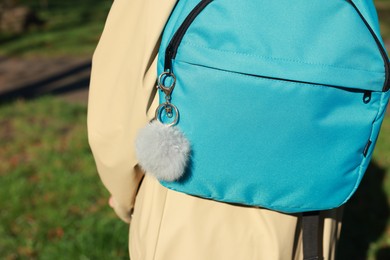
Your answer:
[136,0,390,214]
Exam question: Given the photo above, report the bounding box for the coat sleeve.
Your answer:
[87,0,177,223]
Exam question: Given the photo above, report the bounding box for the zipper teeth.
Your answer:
[347,0,390,91]
[164,0,213,71]
[169,0,212,54]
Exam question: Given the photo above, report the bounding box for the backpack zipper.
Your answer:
[164,0,390,92]
[164,0,213,71]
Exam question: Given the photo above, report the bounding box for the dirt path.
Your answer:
[0,55,91,105]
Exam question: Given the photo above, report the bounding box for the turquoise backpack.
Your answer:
[136,0,389,258]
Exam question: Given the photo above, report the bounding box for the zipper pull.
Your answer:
[363,90,372,104]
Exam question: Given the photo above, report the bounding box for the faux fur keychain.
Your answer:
[135,120,190,181]
[135,72,190,181]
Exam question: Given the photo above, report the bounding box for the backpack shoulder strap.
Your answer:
[302,211,324,260]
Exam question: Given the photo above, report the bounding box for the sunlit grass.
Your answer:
[0,97,128,259]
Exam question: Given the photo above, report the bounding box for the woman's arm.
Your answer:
[88,0,177,223]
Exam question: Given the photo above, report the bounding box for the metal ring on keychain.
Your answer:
[155,102,179,126]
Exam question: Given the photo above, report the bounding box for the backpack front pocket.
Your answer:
[159,60,385,212]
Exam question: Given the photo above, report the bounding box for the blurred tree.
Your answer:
[0,0,44,34]
[40,0,48,9]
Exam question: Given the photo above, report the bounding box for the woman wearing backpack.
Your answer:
[88,0,345,259]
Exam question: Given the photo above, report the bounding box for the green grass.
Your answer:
[0,97,128,259]
[0,0,112,57]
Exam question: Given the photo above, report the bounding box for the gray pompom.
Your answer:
[135,120,190,181]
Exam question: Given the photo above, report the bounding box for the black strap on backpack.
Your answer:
[302,211,324,260]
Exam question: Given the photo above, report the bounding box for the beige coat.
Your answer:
[88,0,342,259]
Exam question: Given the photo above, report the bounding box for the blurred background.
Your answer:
[0,0,129,259]
[0,0,389,259]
